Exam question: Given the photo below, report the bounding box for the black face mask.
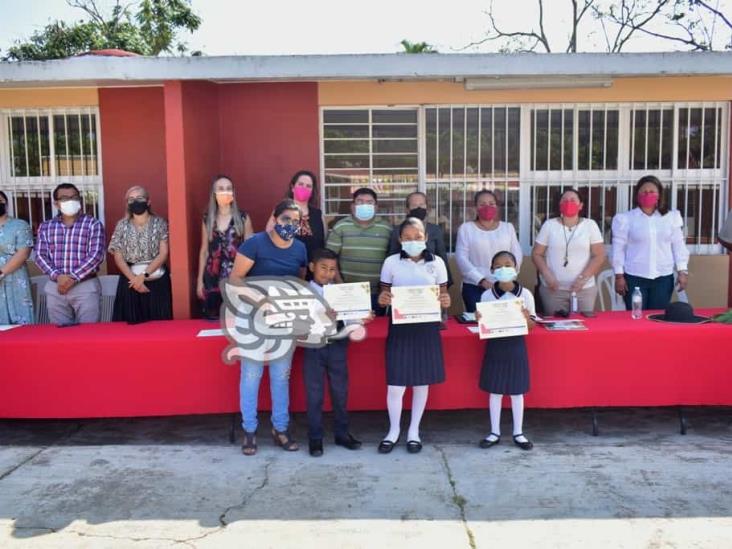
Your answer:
[408,207,427,221]
[128,201,149,216]
[0,203,6,217]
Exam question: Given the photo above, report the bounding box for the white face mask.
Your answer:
[58,200,82,216]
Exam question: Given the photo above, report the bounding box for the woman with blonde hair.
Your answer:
[108,185,172,323]
[196,175,253,318]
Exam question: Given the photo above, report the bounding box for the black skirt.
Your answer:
[385,321,445,386]
[113,270,173,324]
[479,335,530,395]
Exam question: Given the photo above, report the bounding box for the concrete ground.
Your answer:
[1,407,731,549]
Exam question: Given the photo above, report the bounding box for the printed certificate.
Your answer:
[391,285,441,325]
[476,298,528,339]
[323,282,372,320]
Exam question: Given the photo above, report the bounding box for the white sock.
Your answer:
[511,394,528,442]
[385,385,405,442]
[407,385,429,442]
[488,393,503,440]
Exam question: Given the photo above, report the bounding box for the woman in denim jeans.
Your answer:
[228,199,308,456]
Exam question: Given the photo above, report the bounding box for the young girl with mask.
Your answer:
[197,175,253,319]
[476,250,536,451]
[455,190,523,313]
[377,217,451,455]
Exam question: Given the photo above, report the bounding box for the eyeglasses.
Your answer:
[127,197,148,204]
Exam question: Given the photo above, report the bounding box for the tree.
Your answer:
[471,0,731,53]
[2,0,201,61]
[400,39,439,53]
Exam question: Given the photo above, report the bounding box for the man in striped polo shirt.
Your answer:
[326,187,392,315]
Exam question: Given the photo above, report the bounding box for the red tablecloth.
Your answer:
[2,311,731,418]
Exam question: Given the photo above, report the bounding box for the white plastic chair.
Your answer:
[30,275,50,324]
[99,275,120,322]
[596,269,626,311]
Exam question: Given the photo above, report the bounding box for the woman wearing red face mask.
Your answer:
[531,189,606,315]
[266,170,325,263]
[196,175,253,319]
[455,190,522,312]
[611,175,690,311]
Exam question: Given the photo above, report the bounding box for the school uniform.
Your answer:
[479,283,536,395]
[302,280,351,441]
[380,251,448,387]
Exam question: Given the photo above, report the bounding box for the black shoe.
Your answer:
[309,439,323,457]
[406,440,423,454]
[513,434,534,451]
[378,437,399,454]
[335,433,362,450]
[479,433,501,449]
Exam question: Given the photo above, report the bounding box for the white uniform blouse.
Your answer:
[611,208,690,279]
[380,253,449,287]
[455,221,523,286]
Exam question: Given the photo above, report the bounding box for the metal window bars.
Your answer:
[0,107,103,233]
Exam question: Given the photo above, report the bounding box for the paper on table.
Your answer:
[466,326,480,334]
[197,329,225,337]
[391,285,441,325]
[475,298,528,339]
[0,324,22,332]
[323,281,372,320]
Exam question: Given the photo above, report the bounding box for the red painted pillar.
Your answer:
[163,81,193,320]
[728,106,732,308]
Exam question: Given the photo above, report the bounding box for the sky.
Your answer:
[0,0,730,57]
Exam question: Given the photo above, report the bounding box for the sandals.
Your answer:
[272,428,299,452]
[479,433,501,449]
[513,433,534,451]
[241,431,257,456]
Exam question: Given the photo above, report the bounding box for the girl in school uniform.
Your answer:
[377,217,451,454]
[477,250,536,451]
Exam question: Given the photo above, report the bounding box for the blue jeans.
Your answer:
[240,355,293,433]
[622,273,674,311]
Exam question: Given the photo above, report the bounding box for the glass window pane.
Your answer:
[426,108,437,177]
[452,108,465,176]
[323,110,369,124]
[372,110,417,124]
[479,108,493,177]
[466,107,480,176]
[549,109,563,170]
[324,155,369,169]
[324,140,369,154]
[533,110,548,171]
[372,139,417,153]
[508,108,521,175]
[372,154,418,169]
[494,108,507,173]
[678,108,689,169]
[563,110,573,170]
[323,125,369,139]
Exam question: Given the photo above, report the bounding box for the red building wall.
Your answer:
[98,87,168,236]
[218,82,320,231]
[99,80,320,318]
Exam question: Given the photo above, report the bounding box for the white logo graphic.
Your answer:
[220,276,366,364]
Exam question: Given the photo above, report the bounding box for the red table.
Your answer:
[1,312,731,419]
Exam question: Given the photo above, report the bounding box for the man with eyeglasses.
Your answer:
[35,183,105,325]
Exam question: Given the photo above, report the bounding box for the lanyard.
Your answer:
[561,218,582,267]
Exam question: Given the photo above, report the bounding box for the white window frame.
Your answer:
[0,106,105,228]
[321,101,729,255]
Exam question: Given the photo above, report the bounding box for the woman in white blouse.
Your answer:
[455,190,522,312]
[611,175,690,310]
[532,189,606,314]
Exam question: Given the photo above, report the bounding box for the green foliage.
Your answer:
[400,39,438,53]
[3,0,201,61]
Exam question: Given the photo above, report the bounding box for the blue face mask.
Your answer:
[493,266,518,283]
[354,203,375,221]
[274,223,298,241]
[401,240,426,257]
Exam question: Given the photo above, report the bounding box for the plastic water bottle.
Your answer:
[570,291,578,314]
[631,287,643,320]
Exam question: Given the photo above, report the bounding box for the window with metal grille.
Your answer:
[320,102,728,255]
[321,108,418,223]
[1,108,103,233]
